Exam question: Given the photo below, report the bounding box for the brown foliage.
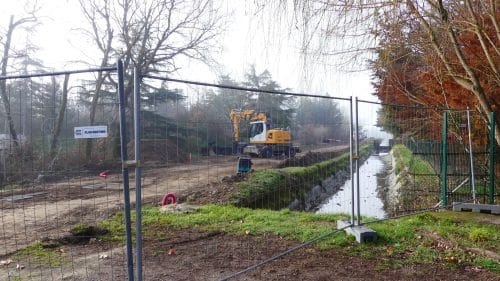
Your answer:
[372,3,499,143]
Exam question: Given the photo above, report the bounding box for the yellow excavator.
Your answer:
[230,109,299,158]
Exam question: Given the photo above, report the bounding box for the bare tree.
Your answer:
[0,6,39,147]
[78,0,225,95]
[48,74,70,168]
[79,0,115,162]
[78,0,226,158]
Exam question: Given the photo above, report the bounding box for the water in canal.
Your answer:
[317,154,387,219]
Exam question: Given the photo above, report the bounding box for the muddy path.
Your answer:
[0,145,348,256]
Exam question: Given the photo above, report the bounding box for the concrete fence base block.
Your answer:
[452,202,500,215]
[337,219,377,243]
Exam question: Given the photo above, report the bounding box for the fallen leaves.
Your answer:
[386,246,394,256]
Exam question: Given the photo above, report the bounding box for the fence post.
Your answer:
[466,108,476,203]
[349,96,354,225]
[490,112,495,205]
[441,111,448,208]
[134,67,143,281]
[355,97,360,225]
[118,60,135,281]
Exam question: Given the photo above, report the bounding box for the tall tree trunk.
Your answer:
[85,71,106,162]
[80,0,114,163]
[48,74,69,168]
[0,16,19,148]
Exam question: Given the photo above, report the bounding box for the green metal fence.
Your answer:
[441,110,498,207]
[365,100,498,215]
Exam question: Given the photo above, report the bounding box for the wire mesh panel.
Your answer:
[0,68,130,280]
[133,75,353,280]
[355,100,443,218]
[445,110,498,205]
[355,100,498,222]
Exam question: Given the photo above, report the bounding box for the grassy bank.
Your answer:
[10,205,498,274]
[232,144,373,210]
[97,205,499,273]
[391,144,440,210]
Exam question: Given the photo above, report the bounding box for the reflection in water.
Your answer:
[317,155,386,219]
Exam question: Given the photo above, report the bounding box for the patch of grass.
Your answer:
[98,212,127,242]
[410,245,439,263]
[69,223,108,237]
[468,228,491,242]
[392,144,437,176]
[102,205,351,249]
[369,211,499,272]
[99,206,499,273]
[71,223,90,235]
[477,259,500,273]
[14,242,67,267]
[233,144,373,209]
[391,144,440,209]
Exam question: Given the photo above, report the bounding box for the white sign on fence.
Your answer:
[74,126,108,139]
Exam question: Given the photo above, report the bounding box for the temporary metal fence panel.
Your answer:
[132,74,353,280]
[355,100,443,218]
[0,65,132,280]
[354,99,498,223]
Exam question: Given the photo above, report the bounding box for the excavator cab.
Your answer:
[249,121,268,143]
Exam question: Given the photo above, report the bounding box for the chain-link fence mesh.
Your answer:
[0,67,132,280]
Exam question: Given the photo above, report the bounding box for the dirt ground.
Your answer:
[2,227,497,281]
[1,144,498,280]
[131,228,499,281]
[0,146,345,254]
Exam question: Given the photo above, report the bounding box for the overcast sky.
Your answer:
[1,0,377,101]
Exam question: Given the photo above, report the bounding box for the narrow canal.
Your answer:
[317,153,388,219]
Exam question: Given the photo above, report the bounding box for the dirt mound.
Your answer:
[278,147,349,168]
[221,173,249,183]
[176,180,239,205]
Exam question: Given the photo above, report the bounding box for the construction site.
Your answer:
[0,65,497,281]
[1,1,499,280]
